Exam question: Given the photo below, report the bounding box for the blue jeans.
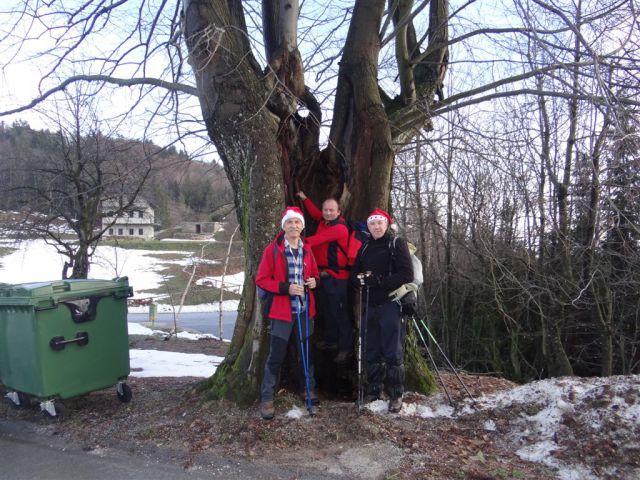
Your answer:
[261,315,316,402]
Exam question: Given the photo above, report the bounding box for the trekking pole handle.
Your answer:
[357,271,373,286]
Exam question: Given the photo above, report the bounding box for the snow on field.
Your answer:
[127,325,223,381]
[0,238,242,312]
[160,238,217,242]
[196,271,244,294]
[129,349,223,378]
[0,238,190,292]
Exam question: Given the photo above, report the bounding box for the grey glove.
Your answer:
[388,282,418,302]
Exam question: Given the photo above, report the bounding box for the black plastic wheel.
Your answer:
[52,401,65,420]
[17,392,33,407]
[117,383,132,403]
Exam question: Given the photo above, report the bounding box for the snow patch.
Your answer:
[483,419,496,431]
[129,349,222,378]
[196,271,245,294]
[285,406,306,419]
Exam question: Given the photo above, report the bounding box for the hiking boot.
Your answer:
[388,397,403,413]
[333,351,350,364]
[260,400,274,420]
[302,390,320,406]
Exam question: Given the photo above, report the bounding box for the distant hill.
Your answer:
[0,120,234,230]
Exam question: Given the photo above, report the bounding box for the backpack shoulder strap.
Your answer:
[388,235,399,275]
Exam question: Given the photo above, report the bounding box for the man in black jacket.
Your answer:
[351,208,413,413]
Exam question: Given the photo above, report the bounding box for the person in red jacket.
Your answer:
[256,206,320,420]
[297,191,353,364]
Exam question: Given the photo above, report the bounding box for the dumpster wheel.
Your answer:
[116,382,132,403]
[40,399,65,419]
[5,391,33,408]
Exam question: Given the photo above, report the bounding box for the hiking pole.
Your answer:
[355,272,372,414]
[363,279,370,378]
[304,289,313,415]
[355,275,365,414]
[419,318,475,403]
[411,316,453,406]
[296,295,313,416]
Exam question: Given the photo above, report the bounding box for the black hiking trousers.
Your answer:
[364,301,405,400]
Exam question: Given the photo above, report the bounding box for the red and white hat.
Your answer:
[367,208,392,225]
[281,206,305,229]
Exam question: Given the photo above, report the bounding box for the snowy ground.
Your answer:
[366,375,640,479]
[124,321,640,479]
[0,238,242,312]
[1,237,638,479]
[127,323,224,378]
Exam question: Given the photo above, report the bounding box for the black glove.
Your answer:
[363,274,380,287]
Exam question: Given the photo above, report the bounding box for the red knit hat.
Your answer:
[367,208,392,225]
[281,206,305,229]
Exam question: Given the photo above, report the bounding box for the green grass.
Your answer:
[134,263,242,306]
[101,238,219,252]
[0,246,16,257]
[100,238,244,263]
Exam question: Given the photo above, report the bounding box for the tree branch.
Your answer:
[431,87,640,117]
[0,74,198,117]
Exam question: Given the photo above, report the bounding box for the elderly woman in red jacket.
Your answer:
[256,206,320,420]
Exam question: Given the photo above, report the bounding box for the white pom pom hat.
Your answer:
[281,206,305,229]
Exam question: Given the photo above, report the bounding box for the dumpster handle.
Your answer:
[51,281,71,292]
[49,332,89,351]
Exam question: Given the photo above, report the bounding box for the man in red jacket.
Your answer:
[256,206,320,420]
[297,191,353,363]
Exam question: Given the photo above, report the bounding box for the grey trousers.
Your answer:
[261,315,316,402]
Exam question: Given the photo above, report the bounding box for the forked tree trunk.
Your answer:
[185,0,446,404]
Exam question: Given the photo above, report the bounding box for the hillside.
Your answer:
[0,121,234,229]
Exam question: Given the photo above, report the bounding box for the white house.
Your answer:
[102,199,155,240]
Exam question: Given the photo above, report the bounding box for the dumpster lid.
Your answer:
[0,277,131,303]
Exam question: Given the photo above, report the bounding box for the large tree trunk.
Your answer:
[185,0,447,404]
[183,0,285,403]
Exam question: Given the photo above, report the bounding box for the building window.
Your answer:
[138,228,143,235]
[138,211,144,218]
[108,228,113,235]
[118,228,123,235]
[129,228,134,235]
[129,211,135,218]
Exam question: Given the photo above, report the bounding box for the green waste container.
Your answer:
[0,277,133,415]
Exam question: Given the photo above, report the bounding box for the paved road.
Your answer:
[0,419,344,480]
[128,311,237,339]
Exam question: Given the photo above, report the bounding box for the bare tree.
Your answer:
[1,0,639,399]
[1,89,152,278]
